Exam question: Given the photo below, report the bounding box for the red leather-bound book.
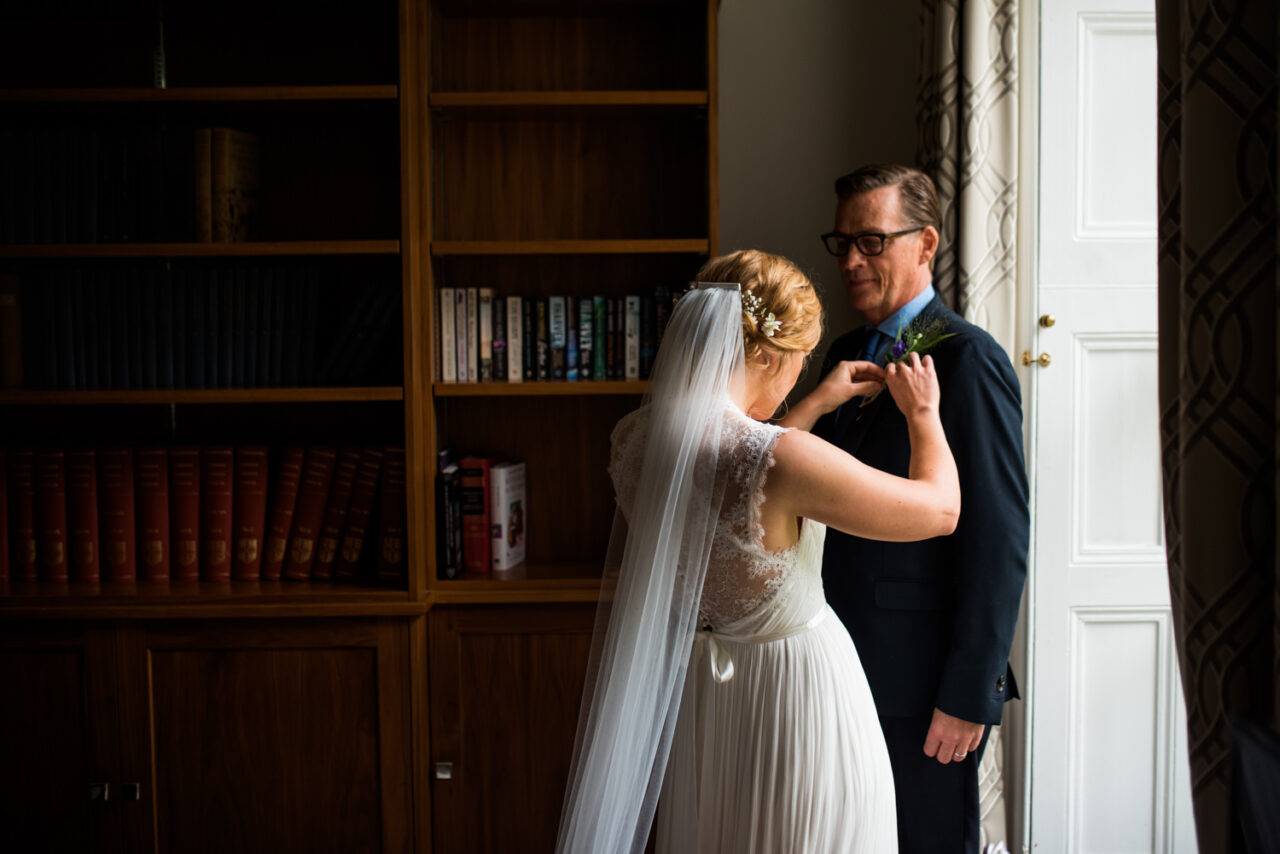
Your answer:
[8,449,36,581]
[459,455,495,575]
[200,446,234,582]
[34,448,69,582]
[312,446,361,581]
[231,446,270,581]
[377,446,408,582]
[169,447,201,581]
[334,447,384,580]
[0,449,9,581]
[98,447,136,582]
[282,446,337,581]
[135,447,170,582]
[261,446,304,581]
[66,448,101,582]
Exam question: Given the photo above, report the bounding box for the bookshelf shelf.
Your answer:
[429,90,707,109]
[0,241,401,259]
[432,381,645,397]
[430,239,708,256]
[0,580,419,620]
[0,86,399,104]
[430,561,602,605]
[0,387,405,405]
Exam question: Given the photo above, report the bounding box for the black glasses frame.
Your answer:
[820,226,926,257]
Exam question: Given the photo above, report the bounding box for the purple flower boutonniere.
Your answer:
[860,316,956,408]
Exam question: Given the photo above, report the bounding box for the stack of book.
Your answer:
[436,287,680,383]
[0,445,407,585]
[435,450,525,579]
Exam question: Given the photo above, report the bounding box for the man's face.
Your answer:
[833,185,934,325]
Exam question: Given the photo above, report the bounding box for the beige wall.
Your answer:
[718,0,920,393]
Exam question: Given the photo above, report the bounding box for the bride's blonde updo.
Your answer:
[693,249,823,368]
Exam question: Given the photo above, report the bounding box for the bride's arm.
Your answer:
[768,354,960,542]
[777,360,885,432]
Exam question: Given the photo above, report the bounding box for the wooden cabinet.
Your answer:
[0,618,412,854]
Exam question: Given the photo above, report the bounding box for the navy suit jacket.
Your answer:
[814,296,1029,724]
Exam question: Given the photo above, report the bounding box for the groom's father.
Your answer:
[812,164,1029,854]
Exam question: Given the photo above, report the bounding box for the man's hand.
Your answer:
[922,707,985,765]
[779,360,886,431]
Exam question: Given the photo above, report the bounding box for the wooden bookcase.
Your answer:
[0,0,717,850]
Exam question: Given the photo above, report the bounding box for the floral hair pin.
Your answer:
[742,290,783,337]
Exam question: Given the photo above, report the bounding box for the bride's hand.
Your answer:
[885,353,940,419]
[811,360,886,414]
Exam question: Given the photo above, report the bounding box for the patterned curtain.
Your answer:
[1156,1,1279,851]
[916,1,1020,849]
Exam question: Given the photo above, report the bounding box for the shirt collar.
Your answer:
[873,283,937,339]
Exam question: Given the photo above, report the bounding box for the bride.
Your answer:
[556,250,959,853]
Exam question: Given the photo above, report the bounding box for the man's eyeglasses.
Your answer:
[820,227,925,257]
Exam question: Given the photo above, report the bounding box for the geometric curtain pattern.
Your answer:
[916,2,1020,848]
[917,0,1020,361]
[1155,2,1279,851]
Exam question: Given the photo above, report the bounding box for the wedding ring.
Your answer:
[953,751,966,759]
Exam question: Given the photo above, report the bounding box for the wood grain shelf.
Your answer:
[430,239,708,256]
[0,86,398,103]
[429,90,707,109]
[0,387,404,405]
[433,381,645,397]
[429,561,602,605]
[0,580,420,620]
[0,240,401,259]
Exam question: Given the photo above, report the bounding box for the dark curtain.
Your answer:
[1156,1,1279,851]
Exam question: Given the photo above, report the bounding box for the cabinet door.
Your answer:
[428,603,595,854]
[0,622,121,854]
[115,618,413,854]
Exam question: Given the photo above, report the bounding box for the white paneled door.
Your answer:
[1030,0,1196,851]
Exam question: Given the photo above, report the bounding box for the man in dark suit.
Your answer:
[812,164,1029,853]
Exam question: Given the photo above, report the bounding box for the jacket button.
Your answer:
[995,675,1006,692]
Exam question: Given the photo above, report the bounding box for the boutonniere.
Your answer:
[860,315,956,408]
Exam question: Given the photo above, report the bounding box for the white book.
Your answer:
[454,288,468,382]
[625,294,641,380]
[478,287,494,381]
[549,295,567,380]
[506,296,524,383]
[439,287,456,382]
[465,286,479,382]
[490,460,526,571]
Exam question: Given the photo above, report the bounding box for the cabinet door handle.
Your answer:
[122,782,142,801]
[435,762,454,780]
[89,783,110,802]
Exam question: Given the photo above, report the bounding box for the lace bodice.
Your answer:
[609,403,821,629]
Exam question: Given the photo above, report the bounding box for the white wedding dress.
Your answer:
[609,402,898,854]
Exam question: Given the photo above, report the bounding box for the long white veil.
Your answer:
[556,284,745,853]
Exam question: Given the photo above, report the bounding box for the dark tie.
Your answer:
[832,326,881,434]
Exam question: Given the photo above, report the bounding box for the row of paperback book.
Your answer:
[2,264,400,391]
[0,445,407,585]
[0,121,260,245]
[435,450,526,579]
[437,287,680,383]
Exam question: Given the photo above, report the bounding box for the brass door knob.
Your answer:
[1022,351,1052,367]
[1039,314,1056,328]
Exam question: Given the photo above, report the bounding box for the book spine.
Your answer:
[200,446,234,581]
[478,287,493,381]
[194,128,212,242]
[135,446,170,581]
[261,445,304,580]
[312,446,361,581]
[490,461,526,571]
[334,447,384,580]
[435,463,460,580]
[439,287,456,382]
[282,445,336,581]
[454,288,468,382]
[169,446,201,581]
[566,297,579,381]
[377,446,408,582]
[535,298,550,381]
[606,297,618,379]
[459,456,493,574]
[8,449,37,581]
[491,295,506,381]
[625,295,641,380]
[66,449,100,582]
[506,296,523,383]
[465,287,478,382]
[98,447,136,582]
[549,296,566,380]
[34,448,69,582]
[231,446,270,581]
[522,296,536,381]
[593,296,607,381]
[578,296,594,382]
